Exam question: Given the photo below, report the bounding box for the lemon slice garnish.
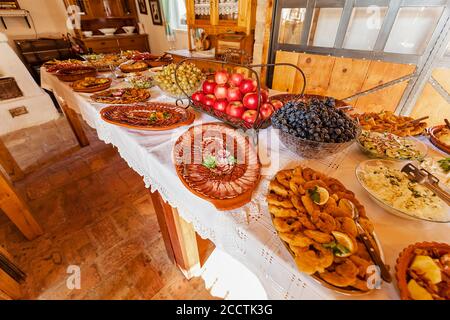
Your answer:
[331,231,356,257]
[314,186,329,205]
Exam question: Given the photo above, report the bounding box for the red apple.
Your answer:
[203,94,216,107]
[260,89,269,103]
[230,72,244,87]
[214,70,229,85]
[202,80,216,95]
[270,99,284,110]
[226,101,245,118]
[214,84,229,100]
[260,102,274,119]
[243,93,259,110]
[226,86,242,102]
[242,110,258,124]
[239,78,257,94]
[191,91,205,104]
[213,99,228,112]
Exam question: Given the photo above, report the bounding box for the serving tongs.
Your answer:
[345,199,392,283]
[401,163,450,205]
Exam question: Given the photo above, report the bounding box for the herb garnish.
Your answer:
[323,242,350,256]
[202,155,216,169]
[308,186,320,203]
[438,158,450,173]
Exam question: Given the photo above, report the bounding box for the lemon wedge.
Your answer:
[331,231,356,257]
[338,198,355,215]
[309,186,329,205]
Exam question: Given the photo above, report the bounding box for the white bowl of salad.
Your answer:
[357,130,428,161]
[125,74,154,89]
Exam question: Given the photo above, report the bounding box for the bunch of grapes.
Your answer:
[155,63,205,97]
[271,98,358,143]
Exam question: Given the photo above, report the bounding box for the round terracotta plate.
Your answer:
[72,78,112,93]
[100,103,195,131]
[428,125,450,154]
[173,123,261,211]
[395,242,450,300]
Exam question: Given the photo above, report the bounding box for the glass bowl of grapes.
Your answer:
[271,96,361,159]
[154,62,204,99]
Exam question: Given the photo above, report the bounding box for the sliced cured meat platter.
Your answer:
[100,103,195,131]
[91,88,151,104]
[173,123,261,210]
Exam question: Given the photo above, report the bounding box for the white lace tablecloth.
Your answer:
[41,69,449,300]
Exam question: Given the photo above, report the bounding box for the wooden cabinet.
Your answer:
[117,36,147,50]
[64,0,136,19]
[78,34,149,53]
[186,0,256,34]
[63,0,150,54]
[63,0,140,38]
[186,0,257,58]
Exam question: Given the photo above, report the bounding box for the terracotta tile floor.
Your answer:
[1,116,79,173]
[0,120,218,300]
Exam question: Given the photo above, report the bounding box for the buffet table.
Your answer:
[41,69,449,300]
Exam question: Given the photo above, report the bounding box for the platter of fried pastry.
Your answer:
[352,111,427,137]
[266,166,384,295]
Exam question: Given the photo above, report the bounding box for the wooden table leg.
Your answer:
[60,103,89,147]
[0,171,43,240]
[149,190,215,279]
[0,139,24,182]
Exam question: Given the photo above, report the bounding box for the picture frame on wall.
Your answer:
[137,0,148,15]
[149,0,163,26]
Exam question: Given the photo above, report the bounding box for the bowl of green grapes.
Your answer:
[154,63,205,99]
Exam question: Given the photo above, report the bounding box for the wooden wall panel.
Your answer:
[353,80,411,113]
[411,83,450,126]
[359,61,416,91]
[272,51,418,113]
[432,68,450,93]
[295,53,336,95]
[325,57,371,99]
[272,51,301,93]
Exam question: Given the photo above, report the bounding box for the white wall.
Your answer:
[135,0,188,54]
[0,33,59,135]
[0,0,69,48]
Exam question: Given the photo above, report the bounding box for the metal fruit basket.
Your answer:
[173,57,306,131]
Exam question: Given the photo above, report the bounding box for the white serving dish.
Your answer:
[122,26,135,34]
[356,130,428,161]
[98,28,117,36]
[355,159,450,223]
[82,31,93,37]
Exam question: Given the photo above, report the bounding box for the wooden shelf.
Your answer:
[81,16,135,20]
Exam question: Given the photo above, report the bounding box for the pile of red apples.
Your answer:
[191,70,283,125]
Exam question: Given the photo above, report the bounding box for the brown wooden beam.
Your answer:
[0,246,22,300]
[0,171,43,240]
[60,103,89,147]
[260,0,275,85]
[0,138,24,182]
[0,289,13,300]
